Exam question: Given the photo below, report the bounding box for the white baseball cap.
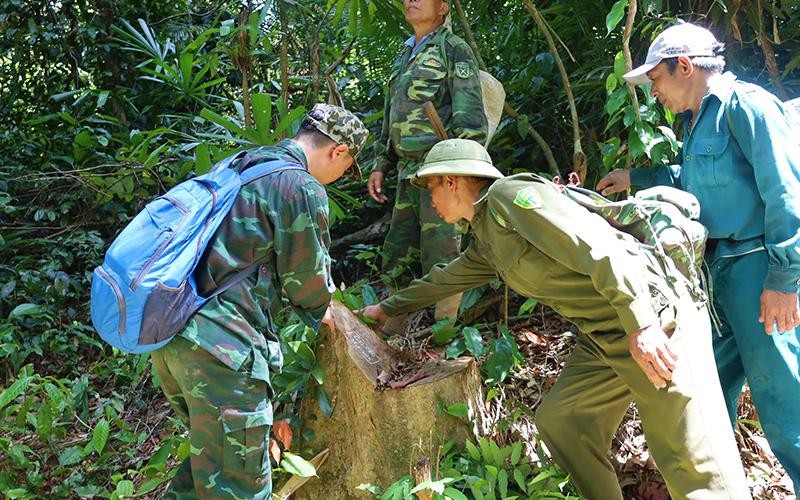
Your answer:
[624,23,720,85]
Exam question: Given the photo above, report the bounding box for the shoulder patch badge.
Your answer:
[455,61,471,79]
[513,186,541,210]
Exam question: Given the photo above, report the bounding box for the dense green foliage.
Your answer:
[1,0,798,497]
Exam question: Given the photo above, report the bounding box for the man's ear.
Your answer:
[440,1,450,16]
[677,56,694,76]
[444,175,459,191]
[331,143,350,159]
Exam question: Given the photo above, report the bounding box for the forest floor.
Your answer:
[122,304,795,499]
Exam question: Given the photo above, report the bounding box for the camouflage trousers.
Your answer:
[151,336,273,500]
[382,177,462,289]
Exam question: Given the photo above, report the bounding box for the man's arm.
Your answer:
[446,39,487,143]
[274,180,335,331]
[729,91,800,333]
[380,243,497,317]
[597,164,683,195]
[369,58,401,204]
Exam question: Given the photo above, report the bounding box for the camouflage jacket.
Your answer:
[179,140,334,385]
[376,26,487,179]
[382,174,684,336]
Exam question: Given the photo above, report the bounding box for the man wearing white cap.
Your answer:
[364,138,751,499]
[597,22,800,491]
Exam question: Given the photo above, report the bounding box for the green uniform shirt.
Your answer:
[382,174,671,335]
[375,26,487,179]
[179,140,334,384]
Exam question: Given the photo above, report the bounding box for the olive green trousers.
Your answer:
[535,292,751,499]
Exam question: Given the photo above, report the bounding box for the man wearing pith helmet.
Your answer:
[363,138,751,498]
[150,103,367,499]
[597,22,800,491]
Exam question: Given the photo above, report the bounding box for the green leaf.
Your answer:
[36,401,52,441]
[483,338,514,384]
[0,376,33,410]
[432,323,459,345]
[516,114,530,139]
[58,446,84,466]
[315,386,333,417]
[445,403,469,418]
[465,440,481,461]
[518,298,538,315]
[510,441,523,465]
[92,418,110,454]
[604,87,628,116]
[114,479,135,498]
[281,452,317,477]
[514,468,528,493]
[444,487,469,500]
[360,284,379,306]
[605,73,618,93]
[498,469,509,498]
[605,0,628,35]
[613,50,627,81]
[251,93,273,145]
[5,489,30,499]
[462,327,483,358]
[195,143,211,175]
[311,364,325,384]
[9,303,41,319]
[445,338,466,359]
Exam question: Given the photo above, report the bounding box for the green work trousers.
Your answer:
[535,291,751,499]
[151,336,273,500]
[382,178,461,289]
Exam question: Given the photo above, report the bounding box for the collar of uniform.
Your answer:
[276,139,309,169]
[707,71,737,103]
[473,184,492,207]
[404,25,446,60]
[682,72,737,130]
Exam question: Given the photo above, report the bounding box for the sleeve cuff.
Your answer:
[380,298,403,316]
[615,295,659,335]
[764,267,800,294]
[629,168,655,189]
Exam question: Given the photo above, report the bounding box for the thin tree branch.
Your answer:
[279,0,290,109]
[622,0,640,122]
[521,0,586,180]
[451,0,559,175]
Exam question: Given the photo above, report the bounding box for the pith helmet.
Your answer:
[304,103,369,180]
[412,139,504,188]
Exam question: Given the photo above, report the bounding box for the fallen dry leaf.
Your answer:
[273,420,293,450]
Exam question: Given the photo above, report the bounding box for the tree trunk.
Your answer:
[293,301,485,499]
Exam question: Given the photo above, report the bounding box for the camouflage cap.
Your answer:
[412,139,504,188]
[305,103,369,180]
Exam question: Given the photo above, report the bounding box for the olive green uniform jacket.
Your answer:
[382,173,664,333]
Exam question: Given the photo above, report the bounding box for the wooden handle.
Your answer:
[423,101,448,141]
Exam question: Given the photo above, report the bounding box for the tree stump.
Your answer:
[293,301,485,499]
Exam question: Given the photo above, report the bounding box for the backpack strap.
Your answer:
[202,158,307,301]
[240,158,305,184]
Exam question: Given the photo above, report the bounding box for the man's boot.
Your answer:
[435,293,462,325]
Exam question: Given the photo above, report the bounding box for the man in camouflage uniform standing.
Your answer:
[367,0,487,333]
[150,104,368,499]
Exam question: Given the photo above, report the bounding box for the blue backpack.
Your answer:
[90,153,302,354]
